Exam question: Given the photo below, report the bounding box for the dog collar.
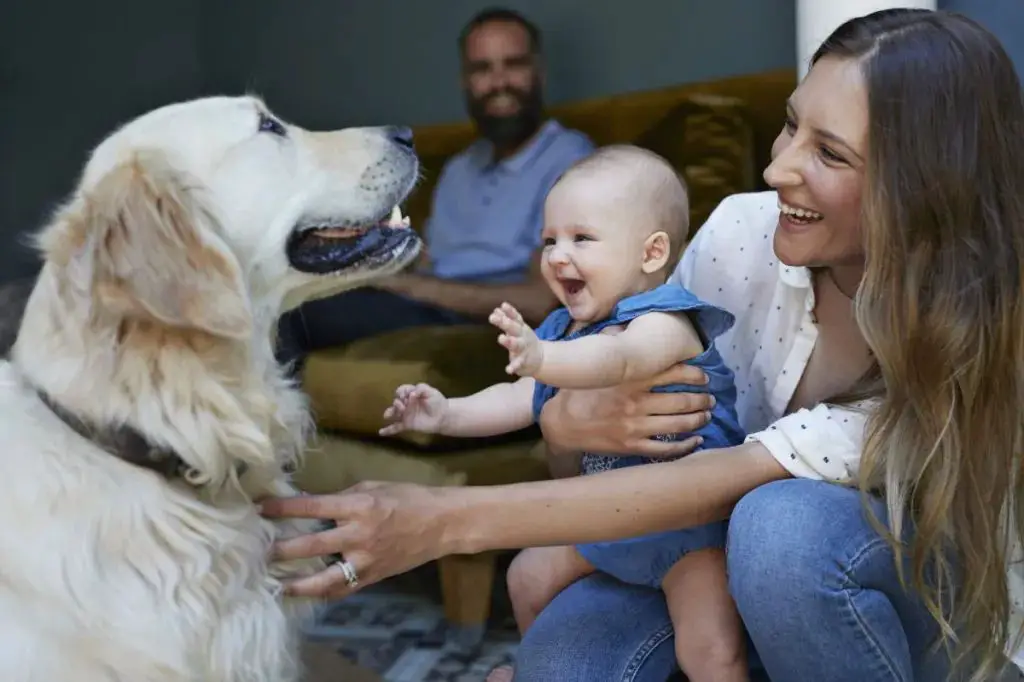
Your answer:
[35,388,242,485]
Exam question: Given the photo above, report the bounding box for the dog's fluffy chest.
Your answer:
[0,479,320,682]
[0,365,322,681]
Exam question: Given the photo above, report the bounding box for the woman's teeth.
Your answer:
[779,200,824,223]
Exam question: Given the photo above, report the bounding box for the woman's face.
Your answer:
[764,55,869,269]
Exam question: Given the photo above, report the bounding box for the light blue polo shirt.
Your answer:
[423,119,595,284]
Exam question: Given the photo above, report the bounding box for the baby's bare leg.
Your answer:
[662,548,748,682]
[507,545,596,634]
[486,546,596,682]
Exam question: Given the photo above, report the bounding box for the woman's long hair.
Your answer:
[815,9,1024,679]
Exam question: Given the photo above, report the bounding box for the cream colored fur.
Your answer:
[0,95,420,681]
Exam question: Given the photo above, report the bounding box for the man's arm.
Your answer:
[379,251,557,327]
[440,377,537,438]
[534,312,704,389]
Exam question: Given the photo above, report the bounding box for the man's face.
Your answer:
[461,20,544,150]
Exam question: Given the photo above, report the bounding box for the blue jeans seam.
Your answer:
[622,622,675,682]
[839,535,905,682]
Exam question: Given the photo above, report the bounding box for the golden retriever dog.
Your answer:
[0,95,421,681]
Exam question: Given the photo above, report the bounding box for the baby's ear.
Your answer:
[641,230,672,274]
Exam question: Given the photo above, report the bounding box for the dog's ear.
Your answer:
[80,151,252,339]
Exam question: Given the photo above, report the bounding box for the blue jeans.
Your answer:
[513,479,965,681]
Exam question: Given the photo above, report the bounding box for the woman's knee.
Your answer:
[726,479,885,606]
[725,478,952,680]
[513,574,678,682]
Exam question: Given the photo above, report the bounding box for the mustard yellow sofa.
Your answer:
[292,68,797,640]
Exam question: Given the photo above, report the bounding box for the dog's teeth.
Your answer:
[401,216,410,227]
[389,206,403,225]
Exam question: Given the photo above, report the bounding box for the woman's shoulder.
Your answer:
[691,191,780,248]
[671,191,780,295]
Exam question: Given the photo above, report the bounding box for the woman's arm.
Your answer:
[261,440,790,598]
[450,440,790,553]
[543,442,581,479]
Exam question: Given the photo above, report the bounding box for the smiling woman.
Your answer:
[769,56,868,297]
[261,8,1024,682]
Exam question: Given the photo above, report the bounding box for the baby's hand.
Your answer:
[379,383,448,436]
[489,302,543,377]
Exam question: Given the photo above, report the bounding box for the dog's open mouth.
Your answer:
[286,206,422,275]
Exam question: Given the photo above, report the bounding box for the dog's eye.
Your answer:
[258,112,286,137]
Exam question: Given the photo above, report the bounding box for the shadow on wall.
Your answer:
[0,0,205,284]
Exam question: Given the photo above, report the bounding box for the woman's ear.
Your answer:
[641,230,671,274]
[76,151,253,339]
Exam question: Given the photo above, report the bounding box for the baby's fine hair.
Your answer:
[555,144,691,264]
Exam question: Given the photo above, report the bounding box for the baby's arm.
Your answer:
[531,311,703,389]
[444,378,537,437]
[489,302,704,388]
[380,377,537,439]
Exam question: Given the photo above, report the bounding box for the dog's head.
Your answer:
[37,95,421,340]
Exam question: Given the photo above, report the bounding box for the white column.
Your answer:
[796,0,938,78]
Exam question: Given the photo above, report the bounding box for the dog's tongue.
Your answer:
[313,206,411,240]
[315,227,363,239]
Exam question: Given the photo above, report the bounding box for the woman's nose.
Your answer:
[763,142,803,189]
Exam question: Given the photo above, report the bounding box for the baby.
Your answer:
[381,145,748,682]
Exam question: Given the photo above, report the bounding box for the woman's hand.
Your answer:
[259,481,460,599]
[539,362,714,457]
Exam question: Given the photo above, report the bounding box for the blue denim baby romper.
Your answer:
[531,282,746,588]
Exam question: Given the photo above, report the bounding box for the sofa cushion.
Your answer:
[633,93,756,238]
[301,323,523,449]
[293,433,550,494]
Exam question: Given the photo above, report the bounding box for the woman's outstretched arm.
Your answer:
[261,440,789,599]
[452,440,789,551]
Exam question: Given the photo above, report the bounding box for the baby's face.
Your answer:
[540,173,653,323]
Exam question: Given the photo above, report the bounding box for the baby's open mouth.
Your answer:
[560,278,585,296]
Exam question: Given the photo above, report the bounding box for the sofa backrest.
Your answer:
[405,67,796,239]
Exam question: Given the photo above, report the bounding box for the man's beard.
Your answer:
[466,84,544,151]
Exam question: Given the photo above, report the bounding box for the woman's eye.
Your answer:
[258,113,286,137]
[573,234,592,242]
[819,146,845,164]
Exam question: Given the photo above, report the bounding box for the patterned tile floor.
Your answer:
[299,553,1024,682]
[301,558,520,682]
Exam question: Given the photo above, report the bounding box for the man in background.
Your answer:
[277,7,595,367]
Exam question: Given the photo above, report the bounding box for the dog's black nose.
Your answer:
[386,125,414,150]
